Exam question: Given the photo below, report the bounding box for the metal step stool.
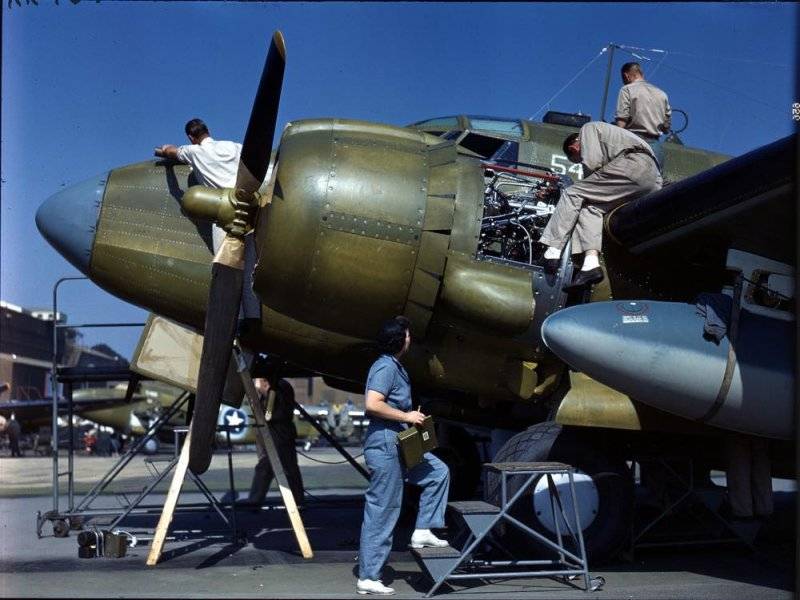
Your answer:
[411,462,604,597]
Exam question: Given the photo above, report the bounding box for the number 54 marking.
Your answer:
[550,154,584,180]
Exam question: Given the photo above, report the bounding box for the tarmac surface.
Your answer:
[0,449,795,598]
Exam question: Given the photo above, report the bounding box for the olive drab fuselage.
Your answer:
[86,115,729,431]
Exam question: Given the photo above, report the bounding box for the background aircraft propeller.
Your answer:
[188,31,286,475]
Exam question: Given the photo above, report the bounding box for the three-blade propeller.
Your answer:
[188,31,286,475]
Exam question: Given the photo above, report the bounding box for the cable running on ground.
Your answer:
[297,449,364,464]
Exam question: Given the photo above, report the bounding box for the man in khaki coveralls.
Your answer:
[245,378,305,507]
[614,62,672,170]
[540,121,662,291]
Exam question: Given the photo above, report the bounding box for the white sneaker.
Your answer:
[410,529,449,548]
[356,579,395,595]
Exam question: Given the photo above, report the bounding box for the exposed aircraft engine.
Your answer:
[478,165,567,265]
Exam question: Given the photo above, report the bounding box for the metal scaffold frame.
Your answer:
[38,276,240,542]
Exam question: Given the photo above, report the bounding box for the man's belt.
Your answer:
[622,147,659,164]
[623,147,653,155]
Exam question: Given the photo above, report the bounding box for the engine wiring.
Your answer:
[478,162,567,265]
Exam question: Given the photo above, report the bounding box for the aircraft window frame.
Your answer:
[468,118,523,137]
[442,130,464,141]
[491,140,519,163]
[457,131,512,160]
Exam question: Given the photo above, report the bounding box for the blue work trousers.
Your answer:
[358,428,450,581]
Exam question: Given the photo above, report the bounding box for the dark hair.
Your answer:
[376,316,411,355]
[621,62,643,78]
[185,118,209,139]
[562,133,579,156]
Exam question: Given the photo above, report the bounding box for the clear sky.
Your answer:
[2,1,797,359]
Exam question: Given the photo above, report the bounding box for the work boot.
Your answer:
[562,267,604,292]
[410,529,449,548]
[356,579,395,595]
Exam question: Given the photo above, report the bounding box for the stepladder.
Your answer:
[411,462,605,596]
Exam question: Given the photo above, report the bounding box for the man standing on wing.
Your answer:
[614,62,672,170]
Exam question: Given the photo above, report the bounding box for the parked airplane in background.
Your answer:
[1,378,366,453]
[0,383,175,436]
[218,401,366,448]
[35,31,795,561]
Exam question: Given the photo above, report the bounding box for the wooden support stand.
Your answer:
[235,345,313,559]
[145,343,313,566]
[146,429,194,566]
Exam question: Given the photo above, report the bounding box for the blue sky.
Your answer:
[2,2,797,358]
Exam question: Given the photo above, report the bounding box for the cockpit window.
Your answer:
[459,133,507,159]
[468,118,523,137]
[491,140,519,163]
[457,133,519,161]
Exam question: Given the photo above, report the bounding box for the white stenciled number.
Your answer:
[550,154,568,175]
[568,162,584,179]
[551,155,584,180]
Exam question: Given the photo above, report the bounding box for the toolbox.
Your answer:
[397,416,438,468]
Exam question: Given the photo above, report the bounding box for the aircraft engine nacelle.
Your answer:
[253,119,486,341]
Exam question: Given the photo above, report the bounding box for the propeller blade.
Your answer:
[188,258,243,474]
[236,30,286,196]
[187,31,287,474]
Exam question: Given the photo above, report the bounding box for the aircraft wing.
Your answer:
[0,394,142,426]
[603,133,796,300]
[544,133,796,439]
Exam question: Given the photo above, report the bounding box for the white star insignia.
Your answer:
[225,411,245,428]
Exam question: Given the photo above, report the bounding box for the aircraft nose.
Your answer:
[35,172,108,275]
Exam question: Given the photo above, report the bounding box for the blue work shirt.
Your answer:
[364,354,412,434]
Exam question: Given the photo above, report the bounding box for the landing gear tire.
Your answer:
[485,422,633,564]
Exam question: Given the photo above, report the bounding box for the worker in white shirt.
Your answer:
[155,118,242,250]
[155,119,259,326]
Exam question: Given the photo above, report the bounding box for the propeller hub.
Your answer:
[180,186,258,237]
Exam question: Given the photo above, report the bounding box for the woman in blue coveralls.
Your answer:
[356,316,451,596]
